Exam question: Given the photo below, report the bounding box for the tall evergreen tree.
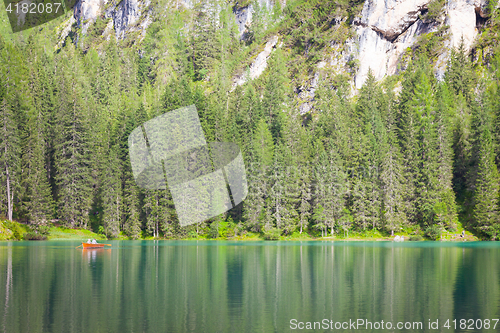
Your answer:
[261,48,289,141]
[0,91,20,221]
[244,118,274,232]
[100,146,122,237]
[54,47,93,228]
[472,116,500,240]
[22,77,54,226]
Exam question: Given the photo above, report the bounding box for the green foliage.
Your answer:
[210,218,229,239]
[412,26,448,61]
[23,232,47,240]
[425,225,442,240]
[263,227,281,240]
[3,220,29,240]
[420,0,445,23]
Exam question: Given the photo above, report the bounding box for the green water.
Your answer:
[0,241,499,332]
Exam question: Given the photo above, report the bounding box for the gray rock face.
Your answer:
[233,0,281,39]
[74,0,151,40]
[234,35,279,87]
[446,0,486,49]
[297,72,319,115]
[358,0,430,41]
[352,0,489,88]
[74,0,106,35]
[355,18,438,88]
[234,4,253,37]
[105,0,151,39]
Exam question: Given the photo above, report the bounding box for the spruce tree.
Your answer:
[473,121,500,240]
[380,130,407,234]
[434,83,459,229]
[244,118,274,232]
[0,91,20,221]
[298,162,311,234]
[54,47,93,228]
[446,40,476,104]
[119,106,146,238]
[261,49,289,141]
[100,146,122,238]
[192,0,219,81]
[22,86,54,226]
[354,71,385,230]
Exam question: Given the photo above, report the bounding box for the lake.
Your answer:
[0,241,499,332]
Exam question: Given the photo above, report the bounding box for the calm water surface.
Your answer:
[1,241,499,332]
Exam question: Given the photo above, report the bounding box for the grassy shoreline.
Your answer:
[0,219,481,242]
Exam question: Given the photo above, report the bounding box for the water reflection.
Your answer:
[0,241,498,332]
[82,248,111,264]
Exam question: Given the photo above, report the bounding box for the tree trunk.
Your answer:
[6,164,12,221]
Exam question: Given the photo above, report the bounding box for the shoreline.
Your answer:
[0,219,483,242]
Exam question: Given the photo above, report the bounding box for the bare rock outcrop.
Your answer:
[353,0,489,88]
[446,0,488,49]
[74,0,107,35]
[234,35,279,86]
[105,0,151,39]
[358,0,431,41]
[74,0,151,39]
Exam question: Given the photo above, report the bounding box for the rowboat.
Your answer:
[82,243,105,249]
[78,242,112,249]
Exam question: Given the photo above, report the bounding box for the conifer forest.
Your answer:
[1,0,500,240]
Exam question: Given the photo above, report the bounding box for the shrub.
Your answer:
[421,0,445,23]
[208,219,228,239]
[34,224,51,235]
[409,235,424,241]
[263,228,281,240]
[4,220,28,240]
[23,232,47,241]
[425,225,442,240]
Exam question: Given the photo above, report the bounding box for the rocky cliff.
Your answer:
[64,0,496,110]
[352,0,491,88]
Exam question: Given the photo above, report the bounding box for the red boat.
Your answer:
[79,242,111,249]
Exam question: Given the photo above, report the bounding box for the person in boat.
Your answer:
[87,239,92,244]
[92,239,97,244]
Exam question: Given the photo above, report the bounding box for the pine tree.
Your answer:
[261,48,289,141]
[312,204,327,237]
[0,92,20,221]
[22,98,54,226]
[446,39,476,104]
[270,144,299,234]
[143,189,171,238]
[380,132,407,234]
[313,140,348,236]
[119,106,146,238]
[398,62,444,227]
[192,0,220,81]
[472,120,500,240]
[244,118,274,232]
[326,145,349,236]
[54,47,93,228]
[445,41,475,209]
[354,71,385,230]
[298,162,311,234]
[434,83,459,229]
[100,146,122,237]
[411,73,441,226]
